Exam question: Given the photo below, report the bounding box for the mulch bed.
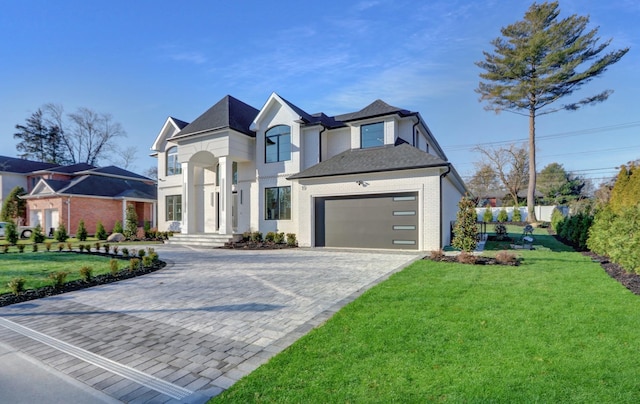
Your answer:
[222,241,297,250]
[0,254,166,308]
[582,251,640,296]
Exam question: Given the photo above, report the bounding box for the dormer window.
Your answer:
[361,122,384,148]
[265,125,291,163]
[166,146,182,176]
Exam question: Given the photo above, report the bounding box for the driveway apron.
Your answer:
[0,246,419,403]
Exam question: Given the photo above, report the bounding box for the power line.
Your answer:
[443,121,640,152]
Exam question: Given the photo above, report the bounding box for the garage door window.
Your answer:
[265,186,291,220]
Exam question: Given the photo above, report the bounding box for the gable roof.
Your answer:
[170,95,259,139]
[77,165,152,181]
[288,143,449,180]
[0,155,58,174]
[334,99,413,122]
[30,175,156,200]
[32,163,96,174]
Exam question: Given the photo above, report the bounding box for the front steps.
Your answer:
[164,233,239,248]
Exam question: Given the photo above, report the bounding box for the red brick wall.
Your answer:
[26,197,154,236]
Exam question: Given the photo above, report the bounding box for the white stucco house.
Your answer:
[151,93,467,250]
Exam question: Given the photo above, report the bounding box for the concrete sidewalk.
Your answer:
[0,246,420,402]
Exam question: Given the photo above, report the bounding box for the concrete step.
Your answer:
[165,233,239,248]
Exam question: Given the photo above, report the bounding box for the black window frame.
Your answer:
[360,122,384,149]
[265,125,291,163]
[166,195,182,221]
[265,186,291,220]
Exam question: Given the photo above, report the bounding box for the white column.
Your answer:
[121,199,127,227]
[218,156,233,235]
[181,161,193,234]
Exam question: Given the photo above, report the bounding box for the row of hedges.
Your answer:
[588,205,640,273]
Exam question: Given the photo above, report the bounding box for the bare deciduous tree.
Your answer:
[474,144,528,206]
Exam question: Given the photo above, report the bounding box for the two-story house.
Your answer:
[151,93,466,250]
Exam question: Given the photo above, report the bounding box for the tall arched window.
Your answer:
[166,146,182,176]
[265,125,291,163]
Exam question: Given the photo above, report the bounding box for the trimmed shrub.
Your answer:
[8,277,26,295]
[495,250,518,265]
[251,231,263,242]
[124,204,138,240]
[137,249,146,258]
[103,244,111,254]
[17,244,25,253]
[95,221,108,240]
[483,208,493,223]
[142,255,153,268]
[31,244,38,252]
[457,251,477,264]
[274,232,285,244]
[5,221,19,245]
[113,220,123,234]
[110,259,120,276]
[79,266,93,282]
[44,242,52,252]
[129,258,140,271]
[121,247,129,258]
[49,271,68,288]
[76,220,88,241]
[54,223,68,242]
[430,249,446,261]
[497,208,509,223]
[452,196,478,252]
[494,224,508,241]
[512,208,522,222]
[265,232,276,242]
[286,233,297,247]
[31,224,46,244]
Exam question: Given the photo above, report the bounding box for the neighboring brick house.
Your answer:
[151,93,467,250]
[0,156,58,221]
[21,164,156,236]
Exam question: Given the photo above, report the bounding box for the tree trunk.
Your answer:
[527,107,537,222]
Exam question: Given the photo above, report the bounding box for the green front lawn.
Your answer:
[214,240,640,402]
[0,253,128,295]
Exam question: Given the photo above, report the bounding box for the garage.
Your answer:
[314,192,419,250]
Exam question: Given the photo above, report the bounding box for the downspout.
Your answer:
[318,124,326,162]
[411,116,420,148]
[66,196,71,232]
[439,164,451,249]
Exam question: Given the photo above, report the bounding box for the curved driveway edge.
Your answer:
[0,246,420,403]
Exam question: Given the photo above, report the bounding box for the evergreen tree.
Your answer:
[477,1,628,221]
[54,223,68,242]
[113,220,123,234]
[452,196,479,252]
[124,204,138,239]
[0,186,27,222]
[95,221,108,240]
[76,220,88,241]
[13,109,69,163]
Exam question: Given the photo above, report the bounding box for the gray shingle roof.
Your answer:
[34,163,96,174]
[170,95,259,139]
[0,155,58,173]
[41,175,156,199]
[334,99,413,122]
[80,166,152,181]
[288,143,448,179]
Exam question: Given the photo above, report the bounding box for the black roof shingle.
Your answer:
[0,155,58,174]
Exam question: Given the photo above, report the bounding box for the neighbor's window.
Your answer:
[166,146,182,176]
[361,122,384,148]
[166,195,182,221]
[265,125,291,163]
[265,186,291,220]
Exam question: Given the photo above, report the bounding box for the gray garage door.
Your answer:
[315,192,419,250]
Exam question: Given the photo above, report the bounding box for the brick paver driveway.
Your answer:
[0,246,419,403]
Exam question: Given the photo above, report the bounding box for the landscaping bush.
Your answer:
[31,244,38,253]
[483,208,493,223]
[8,277,26,295]
[79,266,93,282]
[113,220,123,234]
[550,207,565,232]
[112,246,119,256]
[44,242,52,252]
[494,224,508,241]
[103,244,111,254]
[457,251,477,264]
[49,271,68,289]
[251,231,263,242]
[17,244,25,253]
[137,249,146,258]
[30,224,46,244]
[121,247,129,258]
[4,221,19,245]
[129,258,140,271]
[95,221,108,240]
[274,232,285,244]
[497,208,509,222]
[557,212,593,250]
[142,256,153,268]
[66,242,73,251]
[57,243,65,252]
[124,204,138,239]
[1,245,8,254]
[144,220,151,238]
[286,233,297,247]
[110,259,120,276]
[452,196,478,252]
[430,249,446,261]
[512,208,522,222]
[54,223,68,242]
[76,220,88,241]
[265,232,276,242]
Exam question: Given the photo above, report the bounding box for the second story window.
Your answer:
[166,146,182,176]
[265,125,291,163]
[361,122,384,148]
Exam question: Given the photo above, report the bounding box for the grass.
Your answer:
[0,252,128,294]
[213,230,640,402]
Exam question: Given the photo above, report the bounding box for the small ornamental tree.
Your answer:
[452,196,478,252]
[483,207,493,222]
[113,220,123,234]
[54,223,69,242]
[76,220,88,241]
[30,224,46,243]
[124,204,138,239]
[0,186,27,222]
[5,221,19,245]
[95,221,108,240]
[497,208,509,223]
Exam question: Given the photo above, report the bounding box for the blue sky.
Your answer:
[1,0,638,185]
